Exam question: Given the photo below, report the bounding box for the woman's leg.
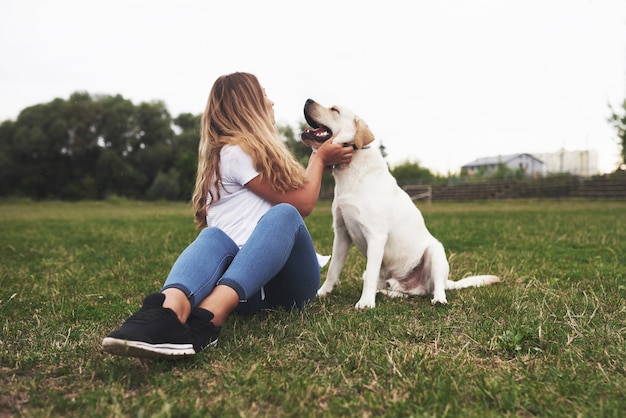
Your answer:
[161,226,240,311]
[160,226,240,325]
[217,203,320,314]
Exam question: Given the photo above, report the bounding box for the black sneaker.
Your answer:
[187,307,221,352]
[102,293,195,359]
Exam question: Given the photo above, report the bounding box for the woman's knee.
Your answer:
[198,226,229,240]
[272,203,299,216]
[264,203,302,225]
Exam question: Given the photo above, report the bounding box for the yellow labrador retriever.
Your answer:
[301,99,500,309]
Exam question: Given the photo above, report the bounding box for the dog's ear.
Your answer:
[353,117,375,149]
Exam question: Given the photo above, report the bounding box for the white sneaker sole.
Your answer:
[102,337,195,359]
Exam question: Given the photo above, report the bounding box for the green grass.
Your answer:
[1,199,624,417]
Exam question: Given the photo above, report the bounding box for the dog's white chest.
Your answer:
[333,197,390,258]
[340,206,370,252]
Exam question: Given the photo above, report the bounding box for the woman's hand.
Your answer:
[246,141,353,217]
[314,140,353,168]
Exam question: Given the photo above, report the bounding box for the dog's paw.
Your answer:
[430,295,448,305]
[317,285,333,297]
[355,298,376,309]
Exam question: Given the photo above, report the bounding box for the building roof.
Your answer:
[461,153,543,168]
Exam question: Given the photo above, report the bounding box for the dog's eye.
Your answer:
[330,107,340,114]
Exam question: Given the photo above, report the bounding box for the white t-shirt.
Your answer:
[206,144,272,247]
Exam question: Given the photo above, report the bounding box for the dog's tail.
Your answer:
[446,275,500,290]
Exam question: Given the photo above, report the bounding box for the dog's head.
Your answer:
[301,99,375,149]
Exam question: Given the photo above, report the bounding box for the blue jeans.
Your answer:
[161,203,320,313]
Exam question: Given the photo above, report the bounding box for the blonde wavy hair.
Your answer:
[192,72,307,228]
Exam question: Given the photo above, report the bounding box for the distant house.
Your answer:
[461,153,544,177]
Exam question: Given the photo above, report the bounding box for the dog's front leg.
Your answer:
[318,224,351,297]
[355,236,387,309]
[428,241,450,305]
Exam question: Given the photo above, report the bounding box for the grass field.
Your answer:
[1,199,624,417]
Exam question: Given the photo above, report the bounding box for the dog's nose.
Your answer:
[305,98,314,106]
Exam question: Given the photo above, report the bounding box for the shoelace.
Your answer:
[127,306,171,324]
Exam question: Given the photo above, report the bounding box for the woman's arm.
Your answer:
[245,141,352,217]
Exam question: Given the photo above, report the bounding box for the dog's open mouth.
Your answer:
[301,110,332,144]
[301,125,332,143]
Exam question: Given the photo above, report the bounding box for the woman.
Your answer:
[102,72,352,359]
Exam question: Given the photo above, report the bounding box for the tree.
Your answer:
[95,149,147,198]
[147,169,181,201]
[608,100,626,169]
[279,122,310,165]
[10,101,75,198]
[97,94,137,155]
[172,113,201,200]
[0,121,16,196]
[0,92,193,200]
[391,161,435,186]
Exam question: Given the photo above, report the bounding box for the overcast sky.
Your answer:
[1,0,625,174]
